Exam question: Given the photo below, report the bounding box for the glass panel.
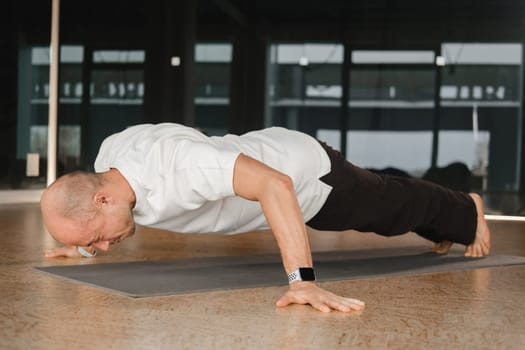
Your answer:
[24,47,147,176]
[30,45,84,177]
[266,43,343,140]
[10,44,83,189]
[85,68,144,170]
[439,43,522,192]
[194,43,232,136]
[93,50,145,63]
[352,50,435,64]
[91,70,144,105]
[349,68,435,105]
[341,52,436,176]
[57,47,84,175]
[441,43,521,65]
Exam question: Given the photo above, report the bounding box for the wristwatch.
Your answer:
[288,267,316,284]
[77,246,97,258]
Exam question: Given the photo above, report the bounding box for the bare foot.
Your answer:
[432,240,453,254]
[464,193,491,257]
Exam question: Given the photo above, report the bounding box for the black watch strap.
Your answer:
[288,267,316,284]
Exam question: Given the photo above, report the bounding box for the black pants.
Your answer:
[307,142,477,245]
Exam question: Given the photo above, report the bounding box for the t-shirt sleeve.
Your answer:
[94,135,114,172]
[170,140,241,208]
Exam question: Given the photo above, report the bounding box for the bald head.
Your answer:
[41,171,102,245]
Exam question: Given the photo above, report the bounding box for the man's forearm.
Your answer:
[258,174,313,275]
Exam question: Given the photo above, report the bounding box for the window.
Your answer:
[14,45,85,189]
[439,43,523,191]
[266,43,344,138]
[194,43,232,136]
[342,50,436,175]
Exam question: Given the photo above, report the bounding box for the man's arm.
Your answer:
[232,153,365,313]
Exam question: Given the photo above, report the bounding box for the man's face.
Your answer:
[42,199,136,252]
[83,204,136,251]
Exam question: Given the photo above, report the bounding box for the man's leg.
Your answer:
[307,142,490,256]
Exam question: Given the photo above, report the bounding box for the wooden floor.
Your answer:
[1,203,524,349]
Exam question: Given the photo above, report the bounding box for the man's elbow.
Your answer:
[268,173,295,195]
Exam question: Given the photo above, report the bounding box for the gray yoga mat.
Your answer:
[34,246,525,297]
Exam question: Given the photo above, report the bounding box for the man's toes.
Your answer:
[467,241,488,257]
[433,241,453,254]
[473,244,480,256]
[464,245,474,257]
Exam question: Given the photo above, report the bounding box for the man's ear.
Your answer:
[93,192,111,206]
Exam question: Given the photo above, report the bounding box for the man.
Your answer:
[41,123,490,313]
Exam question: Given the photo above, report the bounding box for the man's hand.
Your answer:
[44,246,82,258]
[276,282,365,313]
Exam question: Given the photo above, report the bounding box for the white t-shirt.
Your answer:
[94,123,332,234]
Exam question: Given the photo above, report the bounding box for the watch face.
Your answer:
[299,267,316,281]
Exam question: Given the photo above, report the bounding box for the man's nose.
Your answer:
[93,240,110,251]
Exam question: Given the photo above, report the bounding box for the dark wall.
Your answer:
[0,1,20,183]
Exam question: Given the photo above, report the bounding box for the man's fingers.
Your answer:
[44,246,80,258]
[44,248,65,258]
[326,299,350,313]
[309,297,365,313]
[343,298,366,310]
[277,283,365,313]
[311,302,331,313]
[328,297,365,312]
[275,295,292,308]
